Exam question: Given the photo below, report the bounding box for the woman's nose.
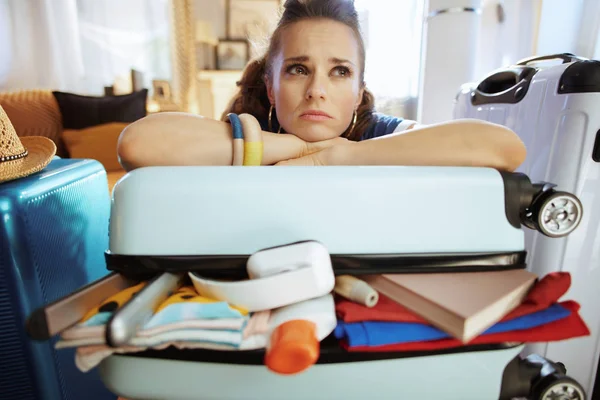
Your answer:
[305,76,327,100]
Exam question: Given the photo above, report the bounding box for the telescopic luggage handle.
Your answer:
[516,53,587,66]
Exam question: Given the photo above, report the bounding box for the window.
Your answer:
[75,0,172,95]
[354,0,424,119]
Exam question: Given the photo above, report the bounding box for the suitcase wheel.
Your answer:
[529,190,583,238]
[530,373,586,400]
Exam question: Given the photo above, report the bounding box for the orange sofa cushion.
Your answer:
[62,122,128,172]
[106,170,126,191]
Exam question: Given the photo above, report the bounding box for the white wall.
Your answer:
[193,0,227,39]
[536,0,600,59]
[535,0,584,57]
[473,0,539,80]
[418,0,540,124]
[417,0,484,124]
[193,0,282,58]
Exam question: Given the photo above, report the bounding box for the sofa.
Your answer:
[0,88,148,191]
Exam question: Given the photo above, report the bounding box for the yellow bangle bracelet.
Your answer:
[243,141,263,166]
[238,113,264,166]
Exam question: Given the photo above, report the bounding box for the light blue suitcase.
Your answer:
[0,158,116,400]
[100,166,585,400]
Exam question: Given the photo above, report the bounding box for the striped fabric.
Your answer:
[0,90,68,157]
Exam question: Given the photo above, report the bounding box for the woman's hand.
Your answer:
[299,136,350,157]
[277,138,354,166]
[276,152,326,166]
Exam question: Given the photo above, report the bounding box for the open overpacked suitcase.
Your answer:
[26,165,589,400]
[0,158,116,400]
[453,52,600,395]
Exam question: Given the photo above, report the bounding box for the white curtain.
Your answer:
[0,0,85,92]
[75,0,172,95]
[0,0,172,95]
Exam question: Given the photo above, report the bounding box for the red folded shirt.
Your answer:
[342,300,589,352]
[336,271,572,324]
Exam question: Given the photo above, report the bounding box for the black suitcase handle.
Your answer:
[471,53,589,105]
[516,52,586,66]
[471,66,536,106]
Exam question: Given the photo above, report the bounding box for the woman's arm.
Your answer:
[117,112,335,170]
[279,119,527,172]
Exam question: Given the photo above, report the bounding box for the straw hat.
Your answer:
[0,105,56,183]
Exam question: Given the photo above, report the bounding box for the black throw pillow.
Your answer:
[52,89,148,130]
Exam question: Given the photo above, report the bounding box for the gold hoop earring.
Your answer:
[347,110,357,136]
[268,105,281,133]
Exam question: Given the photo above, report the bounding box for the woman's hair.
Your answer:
[220,0,376,141]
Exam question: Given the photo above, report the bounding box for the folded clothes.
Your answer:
[57,284,272,372]
[58,327,248,348]
[75,342,237,373]
[61,317,246,341]
[79,285,248,327]
[243,309,271,339]
[152,286,248,316]
[57,311,270,348]
[68,310,272,373]
[59,285,255,345]
[342,300,590,352]
[81,282,148,322]
[72,294,337,374]
[335,303,571,347]
[335,271,571,324]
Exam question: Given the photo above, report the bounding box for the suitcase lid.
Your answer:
[0,157,108,200]
[105,166,534,279]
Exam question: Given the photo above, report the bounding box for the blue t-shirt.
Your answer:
[360,113,404,141]
[258,112,406,141]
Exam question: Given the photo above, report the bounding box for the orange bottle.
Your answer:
[264,319,320,375]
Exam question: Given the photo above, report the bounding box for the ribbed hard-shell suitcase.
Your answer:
[0,158,116,400]
[453,52,600,394]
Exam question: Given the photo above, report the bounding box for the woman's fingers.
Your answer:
[275,154,322,166]
[304,137,349,156]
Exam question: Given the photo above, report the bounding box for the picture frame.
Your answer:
[227,0,280,40]
[216,40,249,70]
[152,80,172,101]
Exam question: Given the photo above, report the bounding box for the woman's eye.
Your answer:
[332,66,351,77]
[287,65,308,75]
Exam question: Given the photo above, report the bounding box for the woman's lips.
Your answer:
[300,110,332,121]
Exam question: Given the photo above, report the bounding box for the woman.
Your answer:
[118,0,526,171]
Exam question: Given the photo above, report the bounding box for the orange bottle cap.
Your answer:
[264,319,319,375]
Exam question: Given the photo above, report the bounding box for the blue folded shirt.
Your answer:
[334,303,571,347]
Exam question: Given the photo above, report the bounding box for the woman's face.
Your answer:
[266,19,364,142]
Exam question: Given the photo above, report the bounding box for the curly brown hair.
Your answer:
[220,0,376,141]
